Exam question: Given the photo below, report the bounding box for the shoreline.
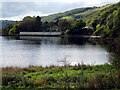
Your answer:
[0,63,110,68]
[1,34,101,39]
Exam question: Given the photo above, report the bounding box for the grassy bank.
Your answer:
[1,64,120,89]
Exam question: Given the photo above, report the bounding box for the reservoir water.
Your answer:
[0,36,109,67]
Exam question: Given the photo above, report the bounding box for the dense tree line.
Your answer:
[89,2,120,38]
[19,16,42,32]
[2,16,89,35]
[92,8,120,38]
[2,23,14,35]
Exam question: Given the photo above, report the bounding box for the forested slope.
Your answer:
[42,2,120,38]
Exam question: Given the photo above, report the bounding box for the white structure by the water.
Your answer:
[20,32,61,36]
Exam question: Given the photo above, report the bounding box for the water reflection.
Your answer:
[1,36,109,67]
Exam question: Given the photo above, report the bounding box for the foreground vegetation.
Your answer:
[1,63,120,89]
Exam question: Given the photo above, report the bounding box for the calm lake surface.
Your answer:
[0,36,110,67]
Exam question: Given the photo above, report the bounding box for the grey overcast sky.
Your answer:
[0,0,120,21]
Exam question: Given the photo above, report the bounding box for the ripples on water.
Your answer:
[0,36,109,67]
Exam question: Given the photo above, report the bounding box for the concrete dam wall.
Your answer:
[20,32,61,36]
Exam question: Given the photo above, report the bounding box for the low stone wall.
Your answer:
[20,32,61,36]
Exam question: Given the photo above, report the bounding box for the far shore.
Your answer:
[1,34,101,39]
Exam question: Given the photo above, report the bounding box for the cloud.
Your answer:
[0,3,2,17]
[1,2,85,20]
[0,11,49,21]
[0,0,120,20]
[1,0,119,3]
[2,2,34,18]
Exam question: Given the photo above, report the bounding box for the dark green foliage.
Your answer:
[9,23,19,35]
[83,27,94,35]
[19,16,42,32]
[68,19,86,35]
[107,39,120,70]
[54,16,64,20]
[87,72,120,88]
[2,16,44,35]
[42,21,50,32]
[2,23,14,35]
[89,2,120,38]
[91,19,98,31]
[35,16,42,32]
[57,19,71,32]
